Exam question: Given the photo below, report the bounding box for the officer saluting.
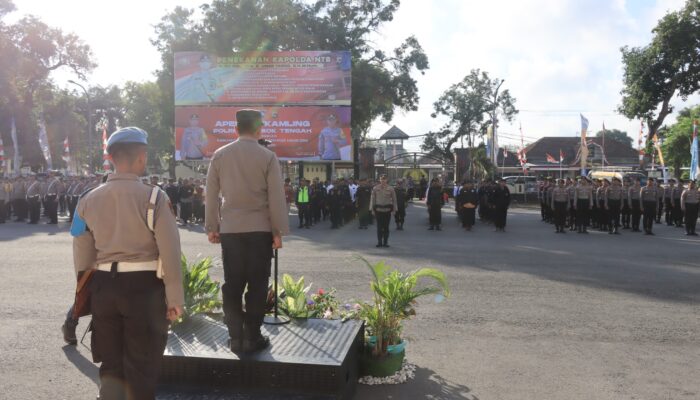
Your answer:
[205,110,289,354]
[72,127,184,400]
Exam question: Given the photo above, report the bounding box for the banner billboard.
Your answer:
[174,51,351,106]
[175,106,352,162]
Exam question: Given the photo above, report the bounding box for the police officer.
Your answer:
[370,174,397,247]
[72,127,184,399]
[551,179,570,233]
[629,179,643,232]
[672,180,684,227]
[295,179,311,228]
[640,177,659,235]
[456,180,479,231]
[426,178,444,230]
[664,179,675,225]
[574,177,593,233]
[25,174,41,224]
[205,110,289,354]
[493,178,511,232]
[45,172,60,224]
[355,179,372,229]
[605,177,623,234]
[394,179,408,230]
[681,180,699,236]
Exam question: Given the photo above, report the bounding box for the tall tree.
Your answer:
[594,128,633,147]
[152,0,429,143]
[660,105,700,178]
[421,69,517,160]
[122,81,170,171]
[618,0,700,144]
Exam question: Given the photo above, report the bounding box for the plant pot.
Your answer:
[360,348,405,377]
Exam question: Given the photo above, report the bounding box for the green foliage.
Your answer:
[151,0,429,140]
[357,257,449,357]
[422,69,517,160]
[661,105,700,178]
[277,273,313,318]
[618,0,700,144]
[179,254,222,322]
[594,129,633,148]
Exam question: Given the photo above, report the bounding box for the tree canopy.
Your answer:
[421,69,517,160]
[594,128,633,147]
[618,0,700,143]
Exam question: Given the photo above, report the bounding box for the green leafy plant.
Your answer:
[357,257,450,358]
[179,254,222,322]
[277,274,313,318]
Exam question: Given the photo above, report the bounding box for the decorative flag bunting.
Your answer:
[559,149,565,162]
[37,120,52,170]
[11,116,19,176]
[580,114,589,175]
[503,147,508,158]
[691,120,698,180]
[518,123,527,174]
[62,137,70,163]
[546,153,558,164]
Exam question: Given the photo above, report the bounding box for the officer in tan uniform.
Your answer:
[550,179,569,233]
[369,174,397,247]
[25,174,42,224]
[205,110,289,354]
[574,177,593,233]
[72,127,183,400]
[640,177,660,235]
[681,180,699,236]
[605,177,624,234]
[45,172,60,224]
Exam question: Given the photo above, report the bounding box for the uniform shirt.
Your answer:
[628,186,641,202]
[672,186,683,200]
[370,184,397,212]
[11,180,25,200]
[73,173,184,307]
[681,188,699,209]
[551,187,569,204]
[664,186,674,200]
[567,185,576,202]
[597,187,608,204]
[205,136,289,236]
[605,186,623,207]
[26,180,41,197]
[640,186,659,203]
[46,178,60,195]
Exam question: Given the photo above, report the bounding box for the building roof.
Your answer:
[379,126,410,140]
[522,136,640,166]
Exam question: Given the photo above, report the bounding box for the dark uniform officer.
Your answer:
[456,181,479,231]
[550,179,570,233]
[25,175,41,224]
[640,178,660,235]
[355,179,372,229]
[681,180,699,235]
[492,178,511,232]
[664,179,675,225]
[426,178,444,230]
[72,127,184,400]
[370,174,397,247]
[672,181,684,227]
[394,179,408,230]
[205,110,289,353]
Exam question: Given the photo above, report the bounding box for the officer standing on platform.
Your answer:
[550,179,570,233]
[72,127,184,400]
[640,177,660,235]
[369,174,397,247]
[205,110,289,354]
[681,180,699,236]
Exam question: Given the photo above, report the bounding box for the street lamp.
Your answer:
[68,80,93,172]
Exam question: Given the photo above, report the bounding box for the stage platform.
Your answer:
[158,315,364,400]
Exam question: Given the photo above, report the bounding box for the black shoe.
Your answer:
[62,322,77,345]
[243,336,270,353]
[383,244,390,248]
[436,226,441,231]
[228,337,243,353]
[376,244,383,248]
[428,226,434,230]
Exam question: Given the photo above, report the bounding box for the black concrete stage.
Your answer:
[158,315,364,400]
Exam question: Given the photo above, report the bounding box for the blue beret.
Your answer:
[106,127,148,151]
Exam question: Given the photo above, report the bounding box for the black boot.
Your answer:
[62,320,78,345]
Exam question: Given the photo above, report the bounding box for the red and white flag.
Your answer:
[102,126,111,171]
[559,149,565,163]
[503,147,508,158]
[546,153,558,164]
[62,137,71,163]
[0,137,5,172]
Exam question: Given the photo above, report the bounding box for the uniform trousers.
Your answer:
[569,200,576,228]
[631,202,642,230]
[394,207,406,226]
[642,201,656,233]
[553,201,568,230]
[608,200,621,231]
[656,198,663,222]
[180,201,192,224]
[13,198,27,220]
[598,200,608,230]
[27,196,41,223]
[45,195,58,224]
[0,200,5,223]
[374,210,391,245]
[672,199,683,226]
[220,232,272,341]
[59,194,66,214]
[357,206,370,228]
[460,208,476,227]
[330,206,342,228]
[297,203,310,227]
[575,199,590,228]
[493,206,508,229]
[664,199,673,224]
[428,205,442,226]
[90,269,168,400]
[621,203,631,227]
[684,203,698,234]
[68,196,77,222]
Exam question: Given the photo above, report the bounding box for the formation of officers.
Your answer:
[539,176,699,236]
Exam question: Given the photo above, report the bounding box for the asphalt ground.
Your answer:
[0,202,698,400]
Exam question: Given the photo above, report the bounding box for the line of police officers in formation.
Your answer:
[538,176,699,235]
[0,173,209,227]
[289,175,511,246]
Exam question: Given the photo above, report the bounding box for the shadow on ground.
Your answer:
[356,366,477,400]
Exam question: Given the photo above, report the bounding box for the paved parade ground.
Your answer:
[1,203,699,400]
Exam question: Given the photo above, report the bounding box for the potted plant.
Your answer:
[357,258,449,377]
[176,254,223,324]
